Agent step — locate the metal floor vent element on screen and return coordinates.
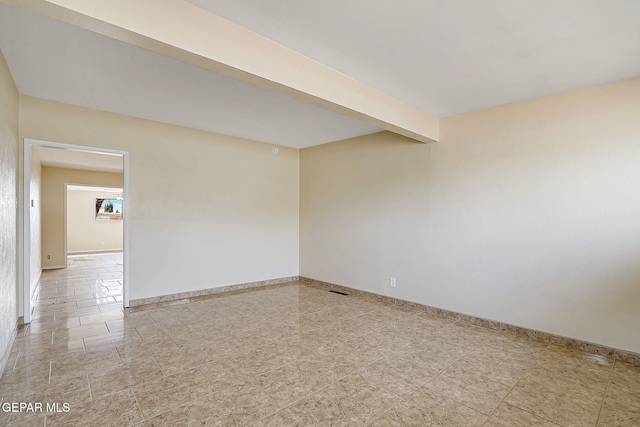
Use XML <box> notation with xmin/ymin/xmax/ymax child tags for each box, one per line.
<box><xmin>329</xmin><ymin>290</ymin><xmax>349</xmax><ymax>296</ymax></box>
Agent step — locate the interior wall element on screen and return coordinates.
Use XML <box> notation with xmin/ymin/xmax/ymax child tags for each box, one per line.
<box><xmin>300</xmin><ymin>77</ymin><xmax>640</xmax><ymax>354</ymax></box>
<box><xmin>0</xmin><ymin>49</ymin><xmax>19</xmax><ymax>368</ymax></box>
<box><xmin>41</xmin><ymin>167</ymin><xmax>124</xmax><ymax>268</ymax></box>
<box><xmin>21</xmin><ymin>97</ymin><xmax>300</xmax><ymax>300</ymax></box>
<box><xmin>29</xmin><ymin>146</ymin><xmax>41</xmax><ymax>297</ymax></box>
<box><xmin>67</xmin><ymin>189</ymin><xmax>124</xmax><ymax>253</ymax></box>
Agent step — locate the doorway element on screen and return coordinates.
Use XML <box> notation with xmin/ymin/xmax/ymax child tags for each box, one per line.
<box><xmin>65</xmin><ymin>184</ymin><xmax>124</xmax><ymax>258</ymax></box>
<box><xmin>22</xmin><ymin>139</ymin><xmax>130</xmax><ymax>324</ymax></box>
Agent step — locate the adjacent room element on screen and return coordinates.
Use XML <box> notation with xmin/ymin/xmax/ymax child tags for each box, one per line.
<box><xmin>66</xmin><ymin>185</ymin><xmax>124</xmax><ymax>256</ymax></box>
<box><xmin>0</xmin><ymin>0</ymin><xmax>639</xmax><ymax>425</ymax></box>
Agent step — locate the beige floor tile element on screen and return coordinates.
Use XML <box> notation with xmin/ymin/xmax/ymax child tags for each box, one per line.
<box><xmin>293</xmin><ymin>327</ymin><xmax>348</xmax><ymax>351</ymax></box>
<box><xmin>2</xmin><ymin>372</ymin><xmax>92</xmax><ymax>407</ymax></box>
<box><xmin>517</xmin><ymin>366</ymin><xmax>609</xmax><ymax>397</ymax></box>
<box><xmin>609</xmin><ymin>360</ymin><xmax>640</xmax><ymax>391</ymax></box>
<box><xmin>123</xmin><ymin>312</ymin><xmax>159</xmax><ymax>328</ymax></box>
<box><xmin>598</xmin><ymin>362</ymin><xmax>640</xmax><ymax>426</ymax></box>
<box><xmin>55</xmin><ymin>292</ymin><xmax>103</xmax><ymax>304</ymax></box>
<box><xmin>432</xmin><ymin>322</ymin><xmax>498</xmax><ymax>350</ymax></box>
<box><xmin>150</xmin><ymin>345</ymin><xmax>212</xmax><ymax>376</ymax></box>
<box><xmin>320</xmin><ymin>300</ymin><xmax>380</xmax><ymax>320</ymax></box>
<box><xmin>104</xmin><ymin>318</ymin><xmax>128</xmax><ymax>332</ymax></box>
<box><xmin>0</xmin><ymin>362</ymin><xmax>51</xmax><ymax>396</ymax></box>
<box><xmin>46</xmin><ymin>388</ymin><xmax>143</xmax><ymax>426</ymax></box>
<box><xmin>355</xmin><ymin>305</ymin><xmax>421</xmax><ymax>324</ymax></box>
<box><xmin>83</xmin><ymin>330</ymin><xmax>142</xmax><ymax>352</ymax></box>
<box><xmin>32</xmin><ymin>301</ymin><xmax>77</xmax><ymax>314</ymax></box>
<box><xmin>0</xmin><ymin>411</ymin><xmax>46</xmax><ymax>427</ymax></box>
<box><xmin>116</xmin><ymin>340</ymin><xmax>180</xmax><ymax>363</ymax></box>
<box><xmin>504</xmin><ymin>372</ymin><xmax>605</xmax><ymax>426</ymax></box>
<box><xmin>12</xmin><ymin>329</ymin><xmax>54</xmax><ymax>347</ymax></box>
<box><xmin>166</xmin><ymin>327</ymin><xmax>226</xmax><ymax>347</ymax></box>
<box><xmin>50</xmin><ymin>333</ymin><xmax>86</xmax><ymax>351</ymax></box>
<box><xmin>398</xmin><ymin>340</ymin><xmax>468</xmax><ymax>373</ymax></box>
<box><xmin>327</xmin><ymin>336</ymin><xmax>388</xmax><ymax>366</ymax></box>
<box><xmin>50</xmin><ymin>350</ymin><xmax>122</xmax><ymax>382</ymax></box>
<box><xmin>254</xmin><ymin>358</ymin><xmax>345</xmax><ymax>408</ymax></box>
<box><xmin>250</xmin><ymin>407</ymin><xmax>308</xmax><ymax>426</ymax></box>
<box><xmin>49</xmin><ymin>311</ymin><xmax>94</xmax><ymax>325</ymax></box>
<box><xmin>598</xmin><ymin>405</ymin><xmax>640</xmax><ymax>427</ymax></box>
<box><xmin>287</xmin><ymin>316</ymin><xmax>340</xmax><ymax>335</ymax></box>
<box><xmin>380</xmin><ymin>312</ymin><xmax>457</xmax><ymax>341</ymax></box>
<box><xmin>28</xmin><ymin>310</ymin><xmax>56</xmax><ymax>323</ymax></box>
<box><xmin>29</xmin><ymin>317</ymin><xmax>80</xmax><ymax>334</ymax></box>
<box><xmin>188</xmin><ymin>380</ymin><xmax>280</xmax><ymax>426</ymax></box>
<box><xmin>135</xmin><ymin>406</ymin><xmax>200</xmax><ymax>427</ymax></box>
<box><xmin>285</xmin><ymin>373</ymin><xmax>401</xmax><ymax>426</ymax></box>
<box><xmin>484</xmin><ymin>402</ymin><xmax>560</xmax><ymax>426</ymax></box>
<box><xmin>371</xmin><ymin>387</ymin><xmax>487</xmax><ymax>426</ymax></box>
<box><xmin>351</xmin><ymin>329</ymin><xmax>413</xmax><ymax>357</ymax></box>
<box><xmin>98</xmin><ymin>301</ymin><xmax>123</xmax><ymax>311</ymax></box>
<box><xmin>76</xmin><ymin>297</ymin><xmax>118</xmax><ymax>308</ymax></box>
<box><xmin>79</xmin><ymin>310</ymin><xmax>125</xmax><ymax>326</ymax></box>
<box><xmin>9</xmin><ymin>337</ymin><xmax>84</xmax><ymax>371</ymax></box>
<box><xmin>253</xmin><ymin>338</ymin><xmax>314</xmax><ymax>366</ymax></box>
<box><xmin>313</xmin><ymin>344</ymin><xmax>369</xmax><ymax>376</ymax></box>
<box><xmin>331</xmin><ymin>316</ymin><xmax>384</xmax><ymax>340</ymax></box>
<box><xmin>443</xmin><ymin>351</ymin><xmax>527</xmax><ymax>388</ymax></box>
<box><xmin>472</xmin><ymin>344</ymin><xmax>539</xmax><ymax>370</ymax></box>
<box><xmin>360</xmin><ymin>350</ymin><xmax>440</xmax><ymax>396</ymax></box>
<box><xmin>2</xmin><ymin>349</ymin><xmax>20</xmax><ymax>372</ymax></box>
<box><xmin>133</xmin><ymin>368</ymin><xmax>212</xmax><ymax>418</ymax></box>
<box><xmin>130</xmin><ymin>325</ymin><xmax>176</xmax><ymax>343</ymax></box>
<box><xmin>424</xmin><ymin>365</ymin><xmax>512</xmax><ymax>415</ymax></box>
<box><xmin>200</xmin><ymin>354</ymin><xmax>262</xmax><ymax>390</ymax></box>
<box><xmin>485</xmin><ymin>331</ymin><xmax>550</xmax><ymax>353</ymax></box>
<box><xmin>530</xmin><ymin>346</ymin><xmax>613</xmax><ymax>383</ymax></box>
<box><xmin>5</xmin><ymin>253</ymin><xmax>639</xmax><ymax>427</ymax></box>
<box><xmin>32</xmin><ymin>296</ymin><xmax>58</xmax><ymax>306</ymax></box>
<box><xmin>89</xmin><ymin>359</ymin><xmax>165</xmax><ymax>399</ymax></box>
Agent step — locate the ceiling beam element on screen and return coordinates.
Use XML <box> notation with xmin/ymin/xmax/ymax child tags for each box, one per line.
<box><xmin>8</xmin><ymin>0</ymin><xmax>439</xmax><ymax>143</ymax></box>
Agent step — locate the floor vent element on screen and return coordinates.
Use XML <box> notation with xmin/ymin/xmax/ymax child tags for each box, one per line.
<box><xmin>329</xmin><ymin>290</ymin><xmax>349</xmax><ymax>296</ymax></box>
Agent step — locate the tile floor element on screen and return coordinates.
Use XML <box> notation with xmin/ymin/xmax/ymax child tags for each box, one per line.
<box><xmin>1</xmin><ymin>253</ymin><xmax>639</xmax><ymax>426</ymax></box>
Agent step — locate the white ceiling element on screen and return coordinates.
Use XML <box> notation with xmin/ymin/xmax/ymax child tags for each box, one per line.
<box><xmin>37</xmin><ymin>146</ymin><xmax>123</xmax><ymax>173</ymax></box>
<box><xmin>2</xmin><ymin>1</ymin><xmax>639</xmax><ymax>149</ymax></box>
<box><xmin>0</xmin><ymin>2</ymin><xmax>380</xmax><ymax>149</ymax></box>
<box><xmin>189</xmin><ymin>0</ymin><xmax>640</xmax><ymax>117</ymax></box>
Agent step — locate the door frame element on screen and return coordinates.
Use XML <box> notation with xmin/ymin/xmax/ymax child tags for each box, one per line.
<box><xmin>23</xmin><ymin>138</ymin><xmax>130</xmax><ymax>324</ymax></box>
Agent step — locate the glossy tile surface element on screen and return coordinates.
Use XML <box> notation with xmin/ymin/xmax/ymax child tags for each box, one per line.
<box><xmin>1</xmin><ymin>253</ymin><xmax>639</xmax><ymax>426</ymax></box>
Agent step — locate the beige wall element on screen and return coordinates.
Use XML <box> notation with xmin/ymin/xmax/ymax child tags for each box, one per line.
<box><xmin>21</xmin><ymin>97</ymin><xmax>300</xmax><ymax>300</ymax></box>
<box><xmin>41</xmin><ymin>170</ymin><xmax>123</xmax><ymax>268</ymax></box>
<box><xmin>0</xmin><ymin>49</ymin><xmax>19</xmax><ymax>369</ymax></box>
<box><xmin>41</xmin><ymin>168</ymin><xmax>124</xmax><ymax>268</ymax></box>
<box><xmin>67</xmin><ymin>189</ymin><xmax>124</xmax><ymax>253</ymax></box>
<box><xmin>300</xmin><ymin>77</ymin><xmax>640</xmax><ymax>354</ymax></box>
<box><xmin>29</xmin><ymin>146</ymin><xmax>41</xmax><ymax>296</ymax></box>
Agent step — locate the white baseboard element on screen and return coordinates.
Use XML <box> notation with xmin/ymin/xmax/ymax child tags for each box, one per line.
<box><xmin>67</xmin><ymin>249</ymin><xmax>123</xmax><ymax>255</ymax></box>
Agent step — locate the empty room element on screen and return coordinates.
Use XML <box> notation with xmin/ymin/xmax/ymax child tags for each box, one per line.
<box><xmin>0</xmin><ymin>0</ymin><xmax>639</xmax><ymax>426</ymax></box>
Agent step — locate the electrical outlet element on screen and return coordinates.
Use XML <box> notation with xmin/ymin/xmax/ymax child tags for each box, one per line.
<box><xmin>47</xmin><ymin>255</ymin><xmax>51</xmax><ymax>260</ymax></box>
<box><xmin>390</xmin><ymin>277</ymin><xmax>396</xmax><ymax>288</ymax></box>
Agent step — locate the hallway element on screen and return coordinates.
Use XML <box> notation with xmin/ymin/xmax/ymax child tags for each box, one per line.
<box><xmin>2</xmin><ymin>253</ymin><xmax>126</xmax><ymax>424</ymax></box>
<box><xmin>31</xmin><ymin>252</ymin><xmax>124</xmax><ymax>328</ymax></box>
